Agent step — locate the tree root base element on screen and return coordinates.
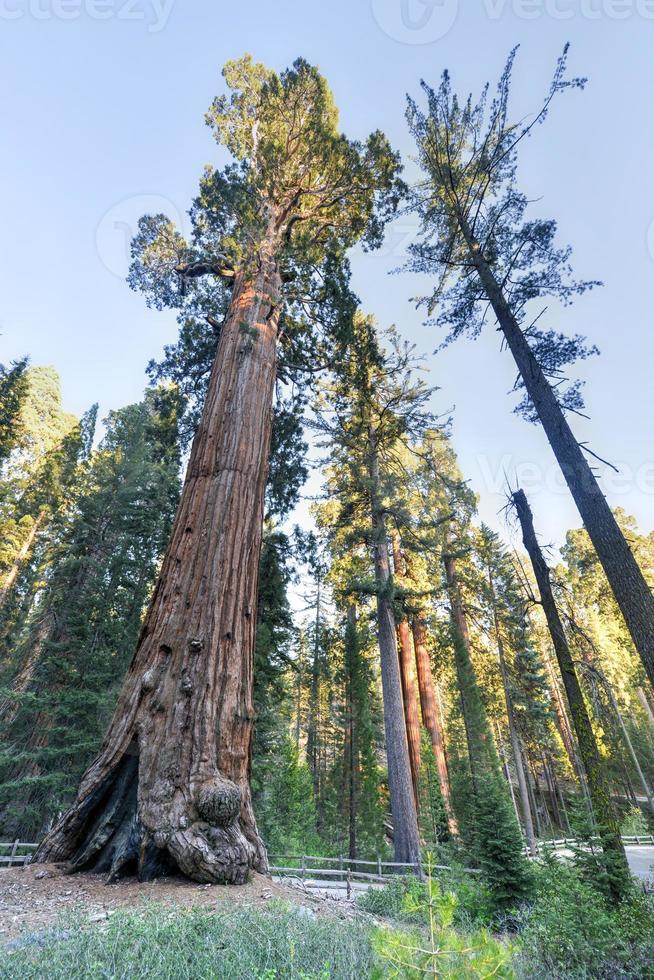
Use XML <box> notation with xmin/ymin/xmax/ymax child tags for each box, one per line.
<box><xmin>34</xmin><ymin>749</ymin><xmax>267</xmax><ymax>886</ymax></box>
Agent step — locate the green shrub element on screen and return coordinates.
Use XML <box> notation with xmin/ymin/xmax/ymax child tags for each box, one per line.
<box><xmin>513</xmin><ymin>860</ymin><xmax>654</xmax><ymax>979</ymax></box>
<box><xmin>435</xmin><ymin>867</ymin><xmax>495</xmax><ymax>930</ymax></box>
<box><xmin>357</xmin><ymin>867</ymin><xmax>494</xmax><ymax>931</ymax></box>
<box><xmin>0</xmin><ymin>901</ymin><xmax>376</xmax><ymax>980</ymax></box>
<box><xmin>370</xmin><ymin>856</ymin><xmax>514</xmax><ymax>978</ymax></box>
<box><xmin>357</xmin><ymin>875</ymin><xmax>428</xmax><ymax>923</ymax></box>
<box><xmin>621</xmin><ymin>805</ymin><xmax>650</xmax><ymax>837</ymax></box>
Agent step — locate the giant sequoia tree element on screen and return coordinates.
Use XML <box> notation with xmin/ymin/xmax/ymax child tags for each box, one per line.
<box><xmin>34</xmin><ymin>56</ymin><xmax>402</xmax><ymax>883</ymax></box>
<box><xmin>314</xmin><ymin>314</ymin><xmax>429</xmax><ymax>866</ymax></box>
<box><xmin>405</xmin><ymin>46</ymin><xmax>654</xmax><ymax>693</ymax></box>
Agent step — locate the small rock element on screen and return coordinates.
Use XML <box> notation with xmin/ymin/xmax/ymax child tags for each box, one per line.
<box><xmin>88</xmin><ymin>911</ymin><xmax>108</xmax><ymax>922</ymax></box>
<box><xmin>296</xmin><ymin>906</ymin><xmax>316</xmax><ymax>921</ymax></box>
<box><xmin>34</xmin><ymin>871</ymin><xmax>49</xmax><ymax>880</ymax></box>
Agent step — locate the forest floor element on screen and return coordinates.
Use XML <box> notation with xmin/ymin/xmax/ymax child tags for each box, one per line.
<box><xmin>0</xmin><ymin>863</ymin><xmax>357</xmax><ymax>945</ymax></box>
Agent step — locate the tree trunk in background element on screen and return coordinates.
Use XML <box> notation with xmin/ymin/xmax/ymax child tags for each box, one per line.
<box><xmin>605</xmin><ymin>684</ymin><xmax>654</xmax><ymax>815</ymax></box>
<box><xmin>443</xmin><ymin>553</ymin><xmax>492</xmax><ymax>789</ymax></box>
<box><xmin>0</xmin><ymin>510</ymin><xmax>45</xmax><ymax>611</ymax></box>
<box><xmin>412</xmin><ymin>609</ymin><xmax>458</xmax><ymax>837</ymax></box>
<box><xmin>367</xmin><ymin>431</ymin><xmax>421</xmax><ymax>869</ymax></box>
<box><xmin>35</xmin><ymin>249</ymin><xmax>281</xmax><ymax>884</ymax></box>
<box><xmin>512</xmin><ymin>488</ymin><xmax>630</xmax><ymax>900</ymax></box>
<box><xmin>541</xmin><ymin>753</ymin><xmax>562</xmax><ymax>829</ymax></box>
<box><xmin>0</xmin><ymin>606</ymin><xmax>54</xmax><ymax>726</ymax></box>
<box><xmin>544</xmin><ymin>649</ymin><xmax>581</xmax><ymax>777</ymax></box>
<box><xmin>638</xmin><ymin>688</ymin><xmax>654</xmax><ymax>730</ymax></box>
<box><xmin>544</xmin><ymin>648</ymin><xmax>594</xmax><ymax>817</ymax></box>
<box><xmin>345</xmin><ymin>604</ymin><xmax>358</xmax><ymax>861</ymax></box>
<box><xmin>391</xmin><ymin>532</ymin><xmax>421</xmax><ymax>807</ymax></box>
<box><xmin>464</xmin><ymin>222</ymin><xmax>654</xmax><ymax>692</ymax></box>
<box><xmin>294</xmin><ymin>637</ymin><xmax>305</xmax><ymax>750</ymax></box>
<box><xmin>306</xmin><ymin>574</ymin><xmax>323</xmax><ymax>828</ymax></box>
<box><xmin>547</xmin><ymin>751</ymin><xmax>571</xmax><ymax>834</ymax></box>
<box><xmin>493</xmin><ymin>619</ymin><xmax>538</xmax><ymax>854</ymax></box>
<box><xmin>495</xmin><ymin>721</ymin><xmax>520</xmax><ymax>827</ymax></box>
<box><xmin>524</xmin><ymin>753</ymin><xmax>543</xmax><ymax>838</ymax></box>
<box><xmin>486</xmin><ymin>562</ymin><xmax>537</xmax><ymax>854</ymax></box>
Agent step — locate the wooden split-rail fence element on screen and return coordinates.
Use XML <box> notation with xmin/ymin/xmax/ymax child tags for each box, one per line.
<box><xmin>0</xmin><ymin>840</ymin><xmax>37</xmax><ymax>866</ymax></box>
<box><xmin>521</xmin><ymin>834</ymin><xmax>654</xmax><ymax>856</ymax></box>
<box><xmin>0</xmin><ymin>843</ymin><xmax>469</xmax><ymax>898</ymax></box>
<box><xmin>268</xmin><ymin>853</ymin><xmax>436</xmax><ymax>899</ymax></box>
<box><xmin>3</xmin><ymin>836</ymin><xmax>653</xmax><ymax>899</ymax></box>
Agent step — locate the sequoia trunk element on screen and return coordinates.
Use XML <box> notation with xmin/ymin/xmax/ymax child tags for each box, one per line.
<box><xmin>391</xmin><ymin>532</ymin><xmax>422</xmax><ymax>807</ymax></box>
<box><xmin>512</xmin><ymin>488</ymin><xmax>630</xmax><ymax>900</ymax></box>
<box><xmin>367</xmin><ymin>431</ymin><xmax>421</xmax><ymax>868</ymax></box>
<box><xmin>412</xmin><ymin>609</ymin><xmax>458</xmax><ymax>837</ymax></box>
<box><xmin>34</xmin><ymin>250</ymin><xmax>281</xmax><ymax>884</ymax></box>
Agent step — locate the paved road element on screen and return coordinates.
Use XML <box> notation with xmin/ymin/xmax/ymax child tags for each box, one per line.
<box><xmin>275</xmin><ymin>846</ymin><xmax>654</xmax><ymax>897</ymax></box>
<box><xmin>626</xmin><ymin>846</ymin><xmax>654</xmax><ymax>881</ymax></box>
<box><xmin>548</xmin><ymin>845</ymin><xmax>654</xmax><ymax>882</ymax></box>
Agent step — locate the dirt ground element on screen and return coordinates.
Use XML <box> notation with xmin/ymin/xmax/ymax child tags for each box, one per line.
<box><xmin>0</xmin><ymin>863</ymin><xmax>354</xmax><ymax>943</ymax></box>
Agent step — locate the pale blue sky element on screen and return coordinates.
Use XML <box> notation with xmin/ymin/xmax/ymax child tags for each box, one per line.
<box><xmin>1</xmin><ymin>0</ymin><xmax>653</xmax><ymax>550</ymax></box>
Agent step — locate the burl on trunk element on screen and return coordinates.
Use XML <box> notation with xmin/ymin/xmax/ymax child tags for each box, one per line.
<box><xmin>35</xmin><ymin>255</ymin><xmax>281</xmax><ymax>884</ymax></box>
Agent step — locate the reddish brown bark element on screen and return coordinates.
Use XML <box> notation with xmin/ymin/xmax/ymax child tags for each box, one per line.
<box><xmin>34</xmin><ymin>250</ymin><xmax>281</xmax><ymax>884</ymax></box>
<box><xmin>391</xmin><ymin>532</ymin><xmax>421</xmax><ymax>807</ymax></box>
<box><xmin>367</xmin><ymin>433</ymin><xmax>421</xmax><ymax>868</ymax></box>
<box><xmin>412</xmin><ymin>609</ymin><xmax>458</xmax><ymax>837</ymax></box>
<box><xmin>397</xmin><ymin>618</ymin><xmax>421</xmax><ymax>804</ymax></box>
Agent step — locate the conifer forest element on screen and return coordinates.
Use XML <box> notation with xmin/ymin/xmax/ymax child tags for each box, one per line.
<box><xmin>2</xmin><ymin>15</ymin><xmax>654</xmax><ymax>979</ymax></box>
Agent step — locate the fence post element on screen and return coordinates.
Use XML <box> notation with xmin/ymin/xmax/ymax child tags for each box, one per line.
<box><xmin>301</xmin><ymin>855</ymin><xmax>306</xmax><ymax>879</ymax></box>
<box><xmin>346</xmin><ymin>867</ymin><xmax>351</xmax><ymax>900</ymax></box>
<box><xmin>10</xmin><ymin>840</ymin><xmax>19</xmax><ymax>865</ymax></box>
<box><xmin>339</xmin><ymin>854</ymin><xmax>343</xmax><ymax>883</ymax></box>
<box><xmin>377</xmin><ymin>853</ymin><xmax>382</xmax><ymax>878</ymax></box>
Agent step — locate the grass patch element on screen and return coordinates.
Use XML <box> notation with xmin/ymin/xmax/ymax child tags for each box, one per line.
<box><xmin>0</xmin><ymin>901</ymin><xmax>376</xmax><ymax>980</ymax></box>
<box><xmin>4</xmin><ymin>860</ymin><xmax>653</xmax><ymax>978</ymax></box>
